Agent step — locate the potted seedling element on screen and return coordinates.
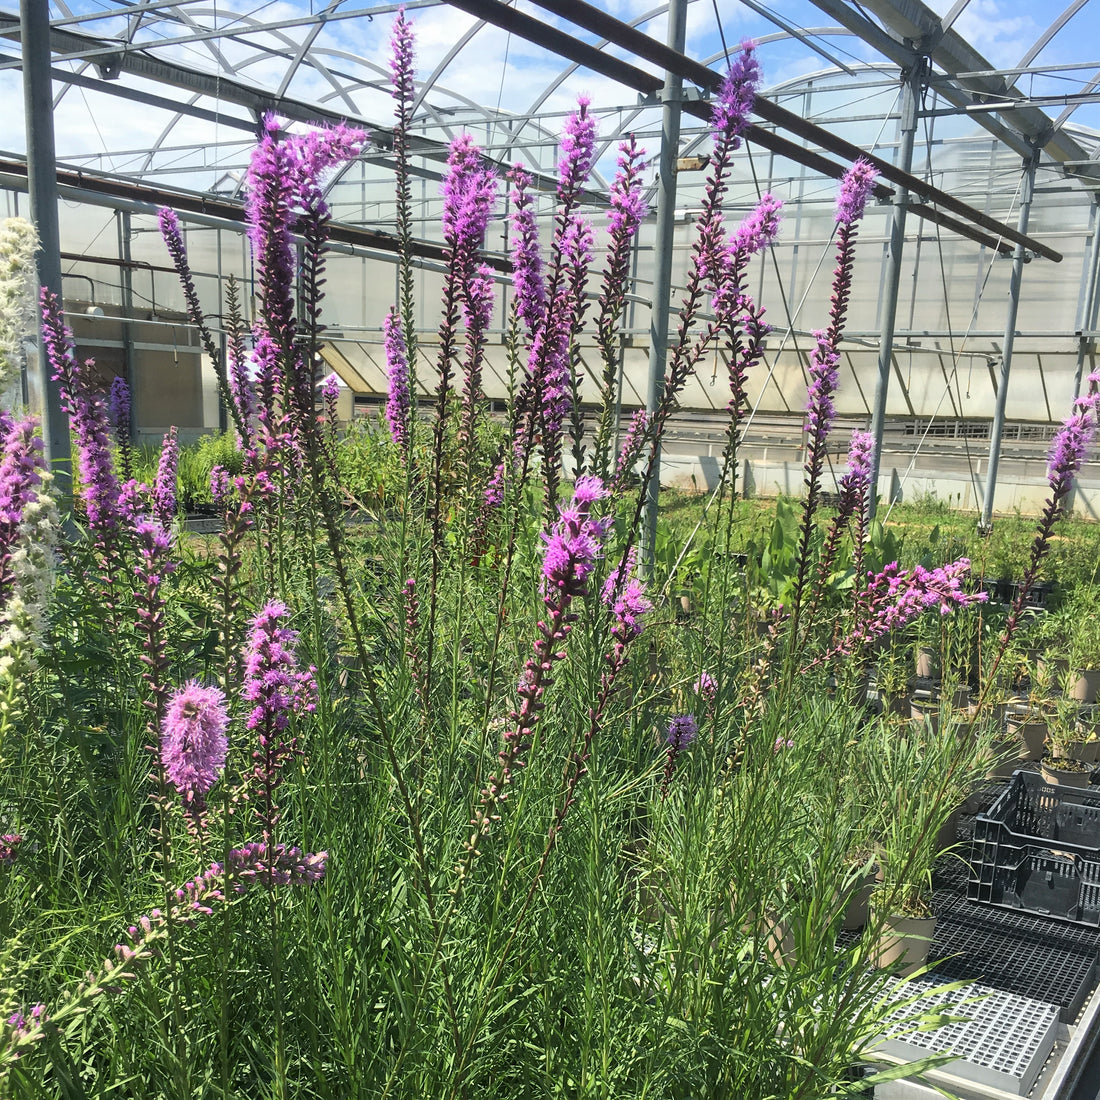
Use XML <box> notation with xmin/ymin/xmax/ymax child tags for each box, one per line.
<box><xmin>1042</xmin><ymin>694</ymin><xmax>1098</xmax><ymax>785</ymax></box>
<box><xmin>862</xmin><ymin>715</ymin><xmax>998</xmax><ymax>976</ymax></box>
<box><xmin>1066</xmin><ymin>585</ymin><xmax>1100</xmax><ymax>704</ymax></box>
<box><xmin>874</xmin><ymin>642</ymin><xmax>910</xmax><ymax>718</ymax></box>
<box><xmin>1005</xmin><ymin>657</ymin><xmax>1054</xmax><ymax>762</ymax></box>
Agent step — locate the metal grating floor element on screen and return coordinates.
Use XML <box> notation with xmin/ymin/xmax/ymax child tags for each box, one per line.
<box><xmin>875</xmin><ymin>977</ymin><xmax>1060</xmax><ymax>1095</ymax></box>
<box><xmin>932</xmin><ymin>835</ymin><xmax>1100</xmax><ymax>1020</ymax></box>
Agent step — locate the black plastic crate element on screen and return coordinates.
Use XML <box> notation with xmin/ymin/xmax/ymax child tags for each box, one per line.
<box><xmin>968</xmin><ymin>770</ymin><xmax>1100</xmax><ymax>926</ymax></box>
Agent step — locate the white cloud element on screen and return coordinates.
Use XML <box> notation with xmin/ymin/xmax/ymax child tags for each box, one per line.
<box><xmin>950</xmin><ymin>0</ymin><xmax>1039</xmax><ymax>69</ymax></box>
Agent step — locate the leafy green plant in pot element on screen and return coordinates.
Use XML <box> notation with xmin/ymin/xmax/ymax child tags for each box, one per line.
<box><xmin>874</xmin><ymin>639</ymin><xmax>910</xmax><ymax>718</ymax></box>
<box><xmin>860</xmin><ymin>715</ymin><xmax>999</xmax><ymax>976</ymax></box>
<box><xmin>1005</xmin><ymin>656</ymin><xmax>1054</xmax><ymax>762</ymax></box>
<box><xmin>1042</xmin><ymin>695</ymin><xmax>1097</xmax><ymax>784</ymax></box>
<box><xmin>1066</xmin><ymin>584</ymin><xmax>1100</xmax><ymax>703</ymax></box>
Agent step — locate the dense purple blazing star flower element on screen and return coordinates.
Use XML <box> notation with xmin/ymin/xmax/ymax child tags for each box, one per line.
<box><xmin>711</xmin><ymin>195</ymin><xmax>782</xmax><ymax>323</ymax></box>
<box><xmin>153</xmin><ymin>427</ymin><xmax>178</xmax><ymax>527</ymax></box>
<box><xmin>661</xmin><ymin>713</ymin><xmax>699</xmax><ymax>799</ymax></box>
<box><xmin>805</xmin><ymin>331</ymin><xmax>841</xmax><ymax>444</ymax></box>
<box><xmin>561</xmin><ymin>216</ymin><xmax>594</xmax><ymax>278</ymax></box>
<box><xmin>491</xmin><ymin>478</ymin><xmax>611</xmax><ymax>800</ymax></box>
<box><xmin>839</xmin><ymin>430</ymin><xmax>875</xmax><ymax>501</ymax></box>
<box><xmin>484</xmin><ymin>461</ymin><xmax>505</xmax><ymax>507</ymax></box>
<box><xmin>788</xmin><ymin>159</ymin><xmax>879</xmax><ymax>640</ymax></box>
<box><xmin>607</xmin><ymin>138</ymin><xmax>648</xmax><ymax>237</ymax></box>
<box><xmin>243</xmin><ymin>601</ymin><xmax>317</xmax><ymax>735</ymax></box>
<box><xmin>612</xmin><ymin>409</ymin><xmax>649</xmax><ymax>491</ymax></box>
<box><xmin>508</xmin><ymin>164</ymin><xmax>546</xmax><ymax>336</ymax></box>
<box><xmin>243</xmin><ymin>600</ymin><xmax>317</xmax><ymax>836</ymax></box>
<box><xmin>243</xmin><ymin>116</ymin><xmax>364</xmax><ymax>443</ymax></box>
<box><xmin>830</xmin><ymin>557</ymin><xmax>986</xmax><ymax>659</ymax></box>
<box><xmin>552</xmin><ymin>538</ymin><xmax>650</xmax><ymax>843</ymax></box>
<box><xmin>210</xmin><ymin>466</ymin><xmax>231</xmax><ymax>505</ymax></box>
<box><xmin>666</xmin><ymin>714</ymin><xmax>699</xmax><ymax>751</ymax></box>
<box><xmin>383</xmin><ymin>308</ymin><xmax>411</xmax><ymax>455</ymax></box>
<box><xmin>0</xmin><ymin>416</ymin><xmax>44</xmax><ymax>532</ymax></box>
<box><xmin>227</xmin><ymin>334</ymin><xmax>254</xmax><ymax>433</ymax></box>
<box><xmin>160</xmin><ymin>680</ymin><xmax>229</xmax><ymax>803</ymax></box>
<box><xmin>640</xmin><ymin>44</ymin><xmax>761</xmax><ymax>464</ymax></box>
<box><xmin>733</xmin><ymin>192</ymin><xmax>783</xmax><ymax>256</ymax></box>
<box><xmin>441</xmin><ymin>134</ymin><xmax>497</xmax><ymax>257</ymax></box>
<box><xmin>808</xmin><ymin>428</ymin><xmax>877</xmax><ymax>602</ymax></box>
<box><xmin>836</xmin><ymin>158</ymin><xmax>878</xmax><ymax>226</ymax></box>
<box><xmin>694</xmin><ymin>672</ymin><xmax>717</xmax><ymax>703</ymax></box>
<box><xmin>220</xmin><ymin>841</ymin><xmax>328</xmax><ymax>889</ymax></box>
<box><xmin>541</xmin><ymin>491</ymin><xmax>611</xmax><ymax>590</ymax></box>
<box><xmin>558</xmin><ymin>96</ymin><xmax>596</xmax><ymax>203</ymax></box>
<box><xmin>711</xmin><ymin>43</ymin><xmax>759</xmax><ymax>141</ymax></box>
<box><xmin>462</xmin><ymin>264</ymin><xmax>495</xmax><ymax>332</ymax></box>
<box><xmin>1046</xmin><ymin>410</ymin><xmax>1095</xmax><ymax>497</ymax></box>
<box><xmin>40</xmin><ymin>290</ymin><xmax>122</xmax><ymax>534</ymax></box>
<box><xmin>389</xmin><ymin>6</ymin><xmax>415</xmax><ymax>115</ymax></box>
<box><xmin>601</xmin><ymin>549</ymin><xmax>652</xmax><ymax>642</ymax></box>
<box><xmin>108</xmin><ymin>376</ymin><xmax>130</xmax><ymax>440</ymax></box>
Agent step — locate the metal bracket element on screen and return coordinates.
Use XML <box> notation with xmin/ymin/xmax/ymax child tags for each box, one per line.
<box><xmin>637</xmin><ymin>85</ymin><xmax>705</xmax><ymax>107</ymax></box>
<box><xmin>96</xmin><ymin>53</ymin><xmax>122</xmax><ymax>81</ymax></box>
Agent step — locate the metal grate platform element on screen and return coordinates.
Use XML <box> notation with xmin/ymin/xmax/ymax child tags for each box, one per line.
<box><xmin>932</xmin><ymin>841</ymin><xmax>1100</xmax><ymax>1020</ymax></box>
<box><xmin>875</xmin><ymin>977</ymin><xmax>1060</xmax><ymax>1095</ymax></box>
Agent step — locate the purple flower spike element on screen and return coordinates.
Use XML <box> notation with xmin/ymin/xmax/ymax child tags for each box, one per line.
<box><xmin>694</xmin><ymin>672</ymin><xmax>717</xmax><ymax>702</ymax></box>
<box><xmin>1046</xmin><ymin>410</ymin><xmax>1095</xmax><ymax>497</ymax></box>
<box><xmin>243</xmin><ymin>600</ymin><xmax>317</xmax><ymax>836</ymax></box>
<box><xmin>733</xmin><ymin>192</ymin><xmax>783</xmax><ymax>256</ymax></box>
<box><xmin>836</xmin><ymin>158</ymin><xmax>878</xmax><ymax>226</ymax></box>
<box><xmin>441</xmin><ymin>134</ymin><xmax>497</xmax><ymax>255</ymax></box>
<box><xmin>829</xmin><ymin>557</ymin><xmax>986</xmax><ymax>659</ymax></box>
<box><xmin>243</xmin><ymin>601</ymin><xmax>317</xmax><ymax>735</ymax></box>
<box><xmin>666</xmin><ymin>714</ymin><xmax>699</xmax><ymax>751</ymax></box>
<box><xmin>805</xmin><ymin>331</ymin><xmax>841</xmax><ymax>444</ymax></box>
<box><xmin>40</xmin><ymin>290</ymin><xmax>122</xmax><ymax>535</ymax></box>
<box><xmin>389</xmin><ymin>7</ymin><xmax>415</xmax><ymax>113</ymax></box>
<box><xmin>0</xmin><ymin>416</ymin><xmax>44</xmax><ymax>533</ymax></box>
<box><xmin>108</xmin><ymin>376</ymin><xmax>130</xmax><ymax>440</ymax></box>
<box><xmin>508</xmin><ymin>165</ymin><xmax>546</xmax><ymax>336</ymax></box>
<box><xmin>488</xmin><ymin>477</ymin><xmax>611</xmax><ymax>810</ymax></box>
<box><xmin>153</xmin><ymin>426</ymin><xmax>178</xmax><ymax>527</ymax></box>
<box><xmin>661</xmin><ymin>713</ymin><xmax>698</xmax><ymax>798</ymax></box>
<box><xmin>839</xmin><ymin>429</ymin><xmax>875</xmax><ymax>501</ymax></box>
<box><xmin>788</xmin><ymin>159</ymin><xmax>878</xmax><ymax>638</ymax></box>
<box><xmin>384</xmin><ymin>308</ymin><xmax>412</xmax><ymax>456</ymax></box>
<box><xmin>161</xmin><ymin>680</ymin><xmax>229</xmax><ymax>803</ymax></box>
<box><xmin>601</xmin><ymin>549</ymin><xmax>652</xmax><ymax>642</ymax></box>
<box><xmin>558</xmin><ymin>96</ymin><xmax>596</xmax><ymax>202</ymax></box>
<box><xmin>608</xmin><ymin>139</ymin><xmax>648</xmax><ymax>238</ymax></box>
<box><xmin>612</xmin><ymin>410</ymin><xmax>649</xmax><ymax>491</ymax></box>
<box><xmin>711</xmin><ymin>43</ymin><xmax>760</xmax><ymax>144</ymax></box>
<box><xmin>210</xmin><ymin>466</ymin><xmax>231</xmax><ymax>505</ymax></box>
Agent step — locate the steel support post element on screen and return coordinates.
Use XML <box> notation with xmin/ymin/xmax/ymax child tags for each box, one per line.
<box><xmin>642</xmin><ymin>0</ymin><xmax>687</xmax><ymax>578</ymax></box>
<box><xmin>1073</xmin><ymin>197</ymin><xmax>1100</xmax><ymax>401</ymax></box>
<box><xmin>19</xmin><ymin>0</ymin><xmax>70</xmax><ymax>478</ymax></box>
<box><xmin>979</xmin><ymin>151</ymin><xmax>1039</xmax><ymax>533</ymax></box>
<box><xmin>868</xmin><ymin>58</ymin><xmax>924</xmax><ymax>520</ymax></box>
<box><xmin>117</xmin><ymin>210</ymin><xmax>137</xmax><ymax>441</ymax></box>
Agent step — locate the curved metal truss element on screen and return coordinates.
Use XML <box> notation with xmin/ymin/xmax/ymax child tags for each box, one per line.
<box><xmin>6</xmin><ymin>0</ymin><xmax>1100</xmax><ymax>520</ymax></box>
<box><xmin>4</xmin><ymin>0</ymin><xmax>1100</xmax><ymax>198</ymax></box>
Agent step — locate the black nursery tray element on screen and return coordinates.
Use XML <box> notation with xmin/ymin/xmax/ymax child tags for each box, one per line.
<box><xmin>968</xmin><ymin>770</ymin><xmax>1100</xmax><ymax>927</ymax></box>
